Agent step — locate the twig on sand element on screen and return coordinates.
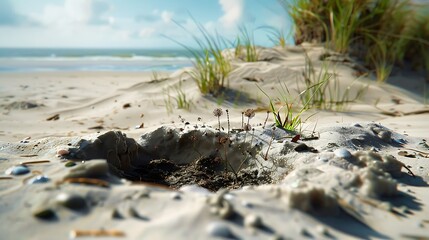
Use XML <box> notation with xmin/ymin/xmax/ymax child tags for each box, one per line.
<box><xmin>19</xmin><ymin>154</ymin><xmax>38</xmax><ymax>157</ymax></box>
<box><xmin>400</xmin><ymin>234</ymin><xmax>429</xmax><ymax>240</ymax></box>
<box><xmin>20</xmin><ymin>160</ymin><xmax>50</xmax><ymax>165</ymax></box>
<box><xmin>58</xmin><ymin>178</ymin><xmax>110</xmax><ymax>188</ymax></box>
<box><xmin>377</xmin><ymin>107</ymin><xmax>429</xmax><ymax>117</ymax></box>
<box><xmin>403</xmin><ymin>148</ymin><xmax>429</xmax><ymax>158</ymax></box>
<box><xmin>70</xmin><ymin>229</ymin><xmax>125</xmax><ymax>238</ymax></box>
<box><xmin>46</xmin><ymin>114</ymin><xmax>60</xmax><ymax>121</ymax></box>
<box><xmin>402</xmin><ymin>164</ymin><xmax>415</xmax><ymax>178</ymax></box>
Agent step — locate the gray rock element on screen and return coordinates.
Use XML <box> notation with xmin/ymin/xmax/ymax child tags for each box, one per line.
<box><xmin>32</xmin><ymin>207</ymin><xmax>56</xmax><ymax>220</ymax></box>
<box><xmin>28</xmin><ymin>175</ymin><xmax>50</xmax><ymax>184</ymax></box>
<box><xmin>334</xmin><ymin>148</ymin><xmax>352</xmax><ymax>159</ymax></box>
<box><xmin>56</xmin><ymin>193</ymin><xmax>87</xmax><ymax>210</ymax></box>
<box><xmin>5</xmin><ymin>165</ymin><xmax>30</xmax><ymax>175</ymax></box>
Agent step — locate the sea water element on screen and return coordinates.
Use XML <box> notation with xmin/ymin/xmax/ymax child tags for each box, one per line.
<box><xmin>0</xmin><ymin>48</ymin><xmax>194</xmax><ymax>72</ymax></box>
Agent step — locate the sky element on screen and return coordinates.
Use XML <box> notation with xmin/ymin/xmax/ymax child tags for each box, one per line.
<box><xmin>0</xmin><ymin>0</ymin><xmax>292</xmax><ymax>49</ymax></box>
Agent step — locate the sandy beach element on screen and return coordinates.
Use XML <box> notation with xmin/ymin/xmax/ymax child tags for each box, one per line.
<box><xmin>0</xmin><ymin>44</ymin><xmax>429</xmax><ymax>239</ymax></box>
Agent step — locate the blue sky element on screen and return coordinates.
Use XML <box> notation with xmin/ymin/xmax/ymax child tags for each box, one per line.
<box><xmin>0</xmin><ymin>0</ymin><xmax>292</xmax><ymax>49</ymax></box>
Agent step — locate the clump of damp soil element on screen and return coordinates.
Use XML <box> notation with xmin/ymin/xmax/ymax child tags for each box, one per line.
<box><xmin>115</xmin><ymin>156</ymin><xmax>272</xmax><ymax>192</ymax></box>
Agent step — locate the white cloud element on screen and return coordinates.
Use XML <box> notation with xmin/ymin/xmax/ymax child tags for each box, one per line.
<box><xmin>161</xmin><ymin>10</ymin><xmax>173</xmax><ymax>23</ymax></box>
<box><xmin>39</xmin><ymin>0</ymin><xmax>111</xmax><ymax>27</ymax></box>
<box><xmin>218</xmin><ymin>0</ymin><xmax>243</xmax><ymax>28</ymax></box>
<box><xmin>64</xmin><ymin>0</ymin><xmax>92</xmax><ymax>23</ymax></box>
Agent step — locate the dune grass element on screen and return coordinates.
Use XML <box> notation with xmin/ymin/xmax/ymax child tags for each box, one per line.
<box><xmin>171</xmin><ymin>21</ymin><xmax>232</xmax><ymax>97</ymax></box>
<box><xmin>164</xmin><ymin>80</ymin><xmax>192</xmax><ymax>113</ymax></box>
<box><xmin>235</xmin><ymin>27</ymin><xmax>259</xmax><ymax>62</ymax></box>
<box><xmin>283</xmin><ymin>0</ymin><xmax>429</xmax><ymax>82</ymax></box>
<box><xmin>299</xmin><ymin>53</ymin><xmax>366</xmax><ymax>111</ymax></box>
<box><xmin>257</xmin><ymin>51</ymin><xmax>367</xmax><ymax>131</ymax></box>
<box><xmin>258</xmin><ymin>83</ymin><xmax>309</xmax><ymax>132</ymax></box>
<box><xmin>265</xmin><ymin>27</ymin><xmax>288</xmax><ymax>48</ymax></box>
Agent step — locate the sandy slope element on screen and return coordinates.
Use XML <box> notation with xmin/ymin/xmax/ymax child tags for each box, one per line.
<box><xmin>0</xmin><ymin>45</ymin><xmax>429</xmax><ymax>239</ymax></box>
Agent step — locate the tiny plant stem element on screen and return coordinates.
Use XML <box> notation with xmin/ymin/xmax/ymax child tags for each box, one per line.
<box><xmin>237</xmin><ymin>155</ymin><xmax>249</xmax><ymax>173</ymax></box>
<box><xmin>263</xmin><ymin>111</ymin><xmax>269</xmax><ymax>128</ymax></box>
<box><xmin>244</xmin><ymin>117</ymin><xmax>251</xmax><ymax>142</ymax></box>
<box><xmin>226</xmin><ymin>109</ymin><xmax>230</xmax><ymax>137</ymax></box>
<box><xmin>264</xmin><ymin>127</ymin><xmax>275</xmax><ymax>160</ymax></box>
<box><xmin>217</xmin><ymin>117</ymin><xmax>221</xmax><ymax>132</ymax></box>
<box><xmin>223</xmin><ymin>144</ymin><xmax>228</xmax><ymax>173</ymax></box>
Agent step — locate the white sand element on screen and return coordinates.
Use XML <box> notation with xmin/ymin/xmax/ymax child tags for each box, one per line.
<box><xmin>0</xmin><ymin>45</ymin><xmax>429</xmax><ymax>239</ymax></box>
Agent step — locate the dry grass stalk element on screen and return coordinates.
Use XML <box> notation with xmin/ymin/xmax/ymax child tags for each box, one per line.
<box><xmin>20</xmin><ymin>160</ymin><xmax>50</xmax><ymax>165</ymax></box>
<box><xmin>0</xmin><ymin>177</ymin><xmax>13</xmax><ymax>180</ymax></box>
<box><xmin>19</xmin><ymin>154</ymin><xmax>38</xmax><ymax>157</ymax></box>
<box><xmin>59</xmin><ymin>178</ymin><xmax>110</xmax><ymax>188</ymax></box>
<box><xmin>70</xmin><ymin>229</ymin><xmax>125</xmax><ymax>238</ymax></box>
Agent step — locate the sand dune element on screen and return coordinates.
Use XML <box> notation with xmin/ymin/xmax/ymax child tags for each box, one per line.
<box><xmin>0</xmin><ymin>45</ymin><xmax>428</xmax><ymax>239</ymax></box>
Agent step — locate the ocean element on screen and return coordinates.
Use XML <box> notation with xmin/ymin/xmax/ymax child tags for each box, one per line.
<box><xmin>0</xmin><ymin>48</ymin><xmax>194</xmax><ymax>72</ymax></box>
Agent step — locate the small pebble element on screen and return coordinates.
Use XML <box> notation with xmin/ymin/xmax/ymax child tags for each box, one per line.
<box><xmin>244</xmin><ymin>214</ymin><xmax>263</xmax><ymax>228</ymax></box>
<box><xmin>56</xmin><ymin>193</ymin><xmax>87</xmax><ymax>210</ymax></box>
<box><xmin>111</xmin><ymin>208</ymin><xmax>123</xmax><ymax>219</ymax></box>
<box><xmin>334</xmin><ymin>148</ymin><xmax>352</xmax><ymax>159</ymax></box>
<box><xmin>28</xmin><ymin>175</ymin><xmax>50</xmax><ymax>184</ymax></box>
<box><xmin>57</xmin><ymin>149</ymin><xmax>69</xmax><ymax>156</ymax></box>
<box><xmin>5</xmin><ymin>165</ymin><xmax>30</xmax><ymax>175</ymax></box>
<box><xmin>294</xmin><ymin>143</ymin><xmax>317</xmax><ymax>153</ymax></box>
<box><xmin>295</xmin><ymin>143</ymin><xmax>309</xmax><ymax>152</ymax></box>
<box><xmin>353</xmin><ymin>123</ymin><xmax>362</xmax><ymax>128</ymax></box>
<box><xmin>171</xmin><ymin>192</ymin><xmax>181</xmax><ymax>200</ymax></box>
<box><xmin>33</xmin><ymin>207</ymin><xmax>56</xmax><ymax>220</ymax></box>
<box><xmin>206</xmin><ymin>222</ymin><xmax>233</xmax><ymax>238</ymax></box>
<box><xmin>65</xmin><ymin>161</ymin><xmax>76</xmax><ymax>167</ymax></box>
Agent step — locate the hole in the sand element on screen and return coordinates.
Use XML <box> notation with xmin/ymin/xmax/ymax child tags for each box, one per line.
<box><xmin>118</xmin><ymin>156</ymin><xmax>273</xmax><ymax>192</ymax></box>
<box><xmin>69</xmin><ymin>127</ymin><xmax>278</xmax><ymax>192</ymax></box>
